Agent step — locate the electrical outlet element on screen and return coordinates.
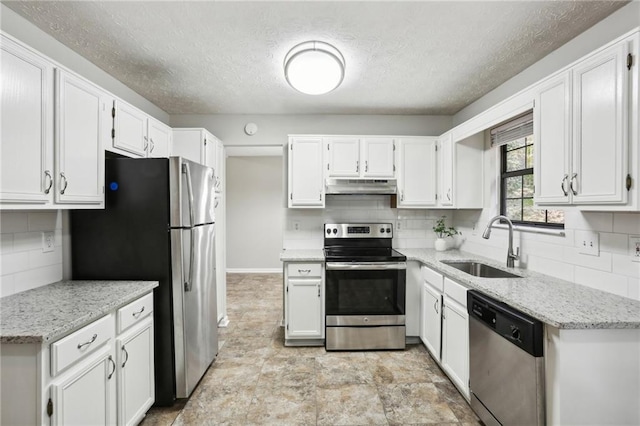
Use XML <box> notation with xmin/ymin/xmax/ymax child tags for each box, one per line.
<box><xmin>292</xmin><ymin>221</ymin><xmax>300</xmax><ymax>231</ymax></box>
<box><xmin>576</xmin><ymin>231</ymin><xmax>599</xmax><ymax>256</ymax></box>
<box><xmin>42</xmin><ymin>232</ymin><xmax>55</xmax><ymax>253</ymax></box>
<box><xmin>396</xmin><ymin>221</ymin><xmax>402</xmax><ymax>230</ymax></box>
<box><xmin>629</xmin><ymin>236</ymin><xmax>640</xmax><ymax>262</ymax></box>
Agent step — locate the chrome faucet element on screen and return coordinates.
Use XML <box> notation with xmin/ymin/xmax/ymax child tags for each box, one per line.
<box><xmin>482</xmin><ymin>215</ymin><xmax>520</xmax><ymax>268</ymax></box>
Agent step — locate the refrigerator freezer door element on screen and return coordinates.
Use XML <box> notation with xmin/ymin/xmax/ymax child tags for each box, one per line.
<box><xmin>169</xmin><ymin>157</ymin><xmax>215</xmax><ymax>228</ymax></box>
<box><xmin>171</xmin><ymin>224</ymin><xmax>218</xmax><ymax>399</ymax></box>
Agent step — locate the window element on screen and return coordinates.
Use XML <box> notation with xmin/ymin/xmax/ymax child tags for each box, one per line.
<box><xmin>494</xmin><ymin>114</ymin><xmax>564</xmax><ymax>228</ymax></box>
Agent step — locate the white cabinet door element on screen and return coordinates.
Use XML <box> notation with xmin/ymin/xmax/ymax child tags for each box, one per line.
<box><xmin>288</xmin><ymin>137</ymin><xmax>324</xmax><ymax>207</ymax></box>
<box><xmin>362</xmin><ymin>137</ymin><xmax>395</xmax><ymax>178</ymax></box>
<box><xmin>214</xmin><ymin>139</ymin><xmax>224</xmax><ymax>192</ymax></box>
<box><xmin>54</xmin><ymin>70</ymin><xmax>104</xmax><ymax>204</ymax></box>
<box><xmin>441</xmin><ymin>297</ymin><xmax>469</xmax><ymax>399</ymax></box>
<box><xmin>204</xmin><ymin>132</ymin><xmax>217</xmax><ymax>168</ymax></box>
<box><xmin>117</xmin><ymin>320</ymin><xmax>154</xmax><ymax>426</ymax></box>
<box><xmin>572</xmin><ymin>41</ymin><xmax>629</xmax><ymax>205</ymax></box>
<box><xmin>286</xmin><ymin>277</ymin><xmax>323</xmax><ymax>338</ymax></box>
<box><xmin>147</xmin><ymin>117</ymin><xmax>171</xmax><ymax>158</ymax></box>
<box><xmin>534</xmin><ymin>72</ymin><xmax>572</xmax><ymax>205</ymax></box>
<box><xmin>113</xmin><ymin>101</ymin><xmax>148</xmax><ymax>157</ymax></box>
<box><xmin>172</xmin><ymin>129</ymin><xmax>204</xmax><ymax>164</ymax></box>
<box><xmin>51</xmin><ymin>349</ymin><xmax>116</xmax><ymax>426</ymax></box>
<box><xmin>0</xmin><ymin>35</ymin><xmax>54</xmax><ymax>205</ymax></box>
<box><xmin>438</xmin><ymin>133</ymin><xmax>454</xmax><ymax>207</ymax></box>
<box><xmin>328</xmin><ymin>137</ymin><xmax>360</xmax><ymax>177</ymax></box>
<box><xmin>420</xmin><ymin>282</ymin><xmax>442</xmax><ymax>361</ymax></box>
<box><xmin>398</xmin><ymin>138</ymin><xmax>437</xmax><ymax>207</ymax></box>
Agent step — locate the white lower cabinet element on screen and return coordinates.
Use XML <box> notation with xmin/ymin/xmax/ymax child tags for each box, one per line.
<box><xmin>284</xmin><ymin>262</ymin><xmax>325</xmax><ymax>343</ymax></box>
<box><xmin>420</xmin><ymin>265</ymin><xmax>444</xmax><ymax>360</ymax></box>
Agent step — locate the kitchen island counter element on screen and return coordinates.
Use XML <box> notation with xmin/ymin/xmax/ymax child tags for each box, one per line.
<box><xmin>399</xmin><ymin>248</ymin><xmax>640</xmax><ymax>330</ymax></box>
<box><xmin>0</xmin><ymin>280</ymin><xmax>158</xmax><ymax>344</ymax></box>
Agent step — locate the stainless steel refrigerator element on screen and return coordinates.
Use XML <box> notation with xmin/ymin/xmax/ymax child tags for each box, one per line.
<box><xmin>71</xmin><ymin>157</ymin><xmax>218</xmax><ymax>405</ymax></box>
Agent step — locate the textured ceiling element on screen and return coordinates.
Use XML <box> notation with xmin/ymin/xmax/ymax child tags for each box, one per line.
<box><xmin>3</xmin><ymin>1</ymin><xmax>628</xmax><ymax>115</ymax></box>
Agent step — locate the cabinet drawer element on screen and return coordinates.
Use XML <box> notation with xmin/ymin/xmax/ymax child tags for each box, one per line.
<box><xmin>287</xmin><ymin>263</ymin><xmax>322</xmax><ymax>277</ymax></box>
<box><xmin>422</xmin><ymin>265</ymin><xmax>444</xmax><ymax>292</ymax></box>
<box><xmin>444</xmin><ymin>277</ymin><xmax>467</xmax><ymax>308</ymax></box>
<box><xmin>51</xmin><ymin>314</ymin><xmax>113</xmax><ymax>376</ymax></box>
<box><xmin>117</xmin><ymin>292</ymin><xmax>154</xmax><ymax>334</ymax></box>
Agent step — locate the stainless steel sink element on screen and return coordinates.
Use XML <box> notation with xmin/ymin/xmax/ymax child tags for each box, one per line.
<box><xmin>440</xmin><ymin>261</ymin><xmax>522</xmax><ymax>278</ymax></box>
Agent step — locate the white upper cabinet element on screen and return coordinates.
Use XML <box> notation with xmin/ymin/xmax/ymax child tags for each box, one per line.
<box><xmin>288</xmin><ymin>136</ymin><xmax>325</xmax><ymax>208</ymax></box>
<box><xmin>113</xmin><ymin>100</ymin><xmax>148</xmax><ymax>157</ymax></box>
<box><xmin>172</xmin><ymin>128</ymin><xmax>218</xmax><ymax>168</ymax></box>
<box><xmin>434</xmin><ymin>132</ymin><xmax>483</xmax><ymax>209</ymax></box>
<box><xmin>361</xmin><ymin>137</ymin><xmax>395</xmax><ymax>178</ymax></box>
<box><xmin>437</xmin><ymin>132</ymin><xmax>454</xmax><ymax>207</ymax></box>
<box><xmin>147</xmin><ymin>117</ymin><xmax>172</xmax><ymax>158</ymax></box>
<box><xmin>327</xmin><ymin>137</ymin><xmax>360</xmax><ymax>177</ymax></box>
<box><xmin>0</xmin><ymin>35</ymin><xmax>54</xmax><ymax>205</ymax></box>
<box><xmin>327</xmin><ymin>137</ymin><xmax>396</xmax><ymax>179</ymax></box>
<box><xmin>397</xmin><ymin>137</ymin><xmax>437</xmax><ymax>208</ymax></box>
<box><xmin>54</xmin><ymin>70</ymin><xmax>105</xmax><ymax>205</ymax></box>
<box><xmin>535</xmin><ymin>36</ymin><xmax>634</xmax><ymax>207</ymax></box>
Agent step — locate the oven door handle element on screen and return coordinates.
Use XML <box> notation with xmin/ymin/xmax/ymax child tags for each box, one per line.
<box><xmin>326</xmin><ymin>262</ymin><xmax>407</xmax><ymax>270</ymax></box>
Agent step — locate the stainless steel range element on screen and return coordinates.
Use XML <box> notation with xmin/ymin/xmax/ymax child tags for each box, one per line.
<box><xmin>324</xmin><ymin>223</ymin><xmax>407</xmax><ymax>351</ymax></box>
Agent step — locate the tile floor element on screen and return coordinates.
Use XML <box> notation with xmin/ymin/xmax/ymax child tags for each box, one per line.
<box><xmin>141</xmin><ymin>273</ymin><xmax>480</xmax><ymax>425</ymax></box>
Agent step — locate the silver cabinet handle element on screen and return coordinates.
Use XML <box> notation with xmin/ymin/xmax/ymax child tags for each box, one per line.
<box><xmin>356</xmin><ymin>160</ymin><xmax>359</xmax><ymax>173</ymax></box>
<box><xmin>121</xmin><ymin>345</ymin><xmax>129</xmax><ymax>368</ymax></box>
<box><xmin>59</xmin><ymin>172</ymin><xmax>68</xmax><ymax>195</ymax></box>
<box><xmin>317</xmin><ymin>284</ymin><xmax>320</xmax><ymax>298</ymax></box>
<box><xmin>442</xmin><ymin>307</ymin><xmax>446</xmax><ymax>320</ymax></box>
<box><xmin>570</xmin><ymin>173</ymin><xmax>578</xmax><ymax>195</ymax></box>
<box><xmin>434</xmin><ymin>299</ymin><xmax>439</xmax><ymax>314</ymax></box>
<box><xmin>214</xmin><ymin>198</ymin><xmax>219</xmax><ymax>208</ymax></box>
<box><xmin>150</xmin><ymin>138</ymin><xmax>155</xmax><ymax>153</ymax></box>
<box><xmin>298</xmin><ymin>269</ymin><xmax>311</xmax><ymax>274</ymax></box>
<box><xmin>400</xmin><ymin>190</ymin><xmax>404</xmax><ymax>202</ymax></box>
<box><xmin>132</xmin><ymin>306</ymin><xmax>145</xmax><ymax>318</ymax></box>
<box><xmin>107</xmin><ymin>355</ymin><xmax>116</xmax><ymax>380</ymax></box>
<box><xmin>446</xmin><ymin>188</ymin><xmax>451</xmax><ymax>201</ymax></box>
<box><xmin>44</xmin><ymin>170</ymin><xmax>53</xmax><ymax>194</ymax></box>
<box><xmin>365</xmin><ymin>161</ymin><xmax>368</xmax><ymax>172</ymax></box>
<box><xmin>143</xmin><ymin>135</ymin><xmax>149</xmax><ymax>151</ymax></box>
<box><xmin>77</xmin><ymin>333</ymin><xmax>97</xmax><ymax>349</ymax></box>
<box><xmin>561</xmin><ymin>174</ymin><xmax>569</xmax><ymax>196</ymax></box>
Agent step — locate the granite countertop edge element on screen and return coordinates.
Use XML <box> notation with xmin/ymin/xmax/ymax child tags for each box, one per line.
<box><xmin>1</xmin><ymin>280</ymin><xmax>159</xmax><ymax>344</ymax></box>
<box><xmin>399</xmin><ymin>248</ymin><xmax>640</xmax><ymax>330</ymax></box>
<box><xmin>280</xmin><ymin>249</ymin><xmax>325</xmax><ymax>262</ymax></box>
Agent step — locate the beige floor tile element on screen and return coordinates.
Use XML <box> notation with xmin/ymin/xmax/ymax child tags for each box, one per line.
<box><xmin>378</xmin><ymin>382</ymin><xmax>459</xmax><ymax>425</ymax></box>
<box><xmin>246</xmin><ymin>385</ymin><xmax>316</xmax><ymax>425</ymax></box>
<box><xmin>316</xmin><ymin>353</ymin><xmax>375</xmax><ymax>388</ymax></box>
<box><xmin>317</xmin><ymin>384</ymin><xmax>388</xmax><ymax>425</ymax></box>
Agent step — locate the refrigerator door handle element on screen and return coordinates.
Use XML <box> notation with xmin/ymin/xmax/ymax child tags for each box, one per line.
<box><xmin>185</xmin><ymin>228</ymin><xmax>195</xmax><ymax>292</ymax></box>
<box><xmin>182</xmin><ymin>162</ymin><xmax>196</xmax><ymax>292</ymax></box>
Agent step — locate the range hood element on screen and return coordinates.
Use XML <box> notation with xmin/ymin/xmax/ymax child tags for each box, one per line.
<box><xmin>325</xmin><ymin>178</ymin><xmax>397</xmax><ymax>195</ymax></box>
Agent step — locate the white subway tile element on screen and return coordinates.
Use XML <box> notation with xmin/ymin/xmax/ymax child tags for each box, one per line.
<box><xmin>0</xmin><ymin>212</ymin><xmax>28</xmax><ymax>234</ymax></box>
<box><xmin>519</xmin><ymin>239</ymin><xmax>565</xmax><ymax>261</ymax></box>
<box><xmin>12</xmin><ymin>232</ymin><xmax>44</xmax><ymax>253</ymax></box>
<box><xmin>612</xmin><ymin>213</ymin><xmax>640</xmax><ymax>235</ymax></box>
<box><xmin>1</xmin><ymin>251</ymin><xmax>30</xmax><ymax>276</ymax></box>
<box><xmin>600</xmin><ymin>232</ymin><xmax>630</xmax><ymax>255</ymax></box>
<box><xmin>28</xmin><ymin>211</ymin><xmax>61</xmax><ymax>231</ymax></box>
<box><xmin>563</xmin><ymin>247</ymin><xmax>612</xmax><ymax>272</ymax></box>
<box><xmin>563</xmin><ymin>210</ymin><xmax>613</xmax><ymax>232</ymax></box>
<box><xmin>12</xmin><ymin>264</ymin><xmax>63</xmax><ymax>293</ymax></box>
<box><xmin>0</xmin><ymin>274</ymin><xmax>16</xmax><ymax>298</ymax></box>
<box><xmin>0</xmin><ymin>234</ymin><xmax>13</xmax><ymax>254</ymax></box>
<box><xmin>574</xmin><ymin>266</ymin><xmax>629</xmax><ymax>298</ymax></box>
<box><xmin>526</xmin><ymin>255</ymin><xmax>574</xmax><ymax>282</ymax></box>
<box><xmin>628</xmin><ymin>278</ymin><xmax>640</xmax><ymax>301</ymax></box>
<box><xmin>29</xmin><ymin>247</ymin><xmax>63</xmax><ymax>269</ymax></box>
<box><xmin>611</xmin><ymin>254</ymin><xmax>640</xmax><ymax>279</ymax></box>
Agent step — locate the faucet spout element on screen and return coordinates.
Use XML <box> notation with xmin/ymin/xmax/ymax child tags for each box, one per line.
<box><xmin>482</xmin><ymin>215</ymin><xmax>519</xmax><ymax>268</ymax></box>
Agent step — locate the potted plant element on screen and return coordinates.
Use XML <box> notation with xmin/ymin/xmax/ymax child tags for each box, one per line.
<box><xmin>433</xmin><ymin>216</ymin><xmax>458</xmax><ymax>251</ymax></box>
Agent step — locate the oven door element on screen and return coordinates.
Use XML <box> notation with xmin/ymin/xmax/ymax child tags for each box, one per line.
<box><xmin>325</xmin><ymin>262</ymin><xmax>406</xmax><ymax>319</ymax></box>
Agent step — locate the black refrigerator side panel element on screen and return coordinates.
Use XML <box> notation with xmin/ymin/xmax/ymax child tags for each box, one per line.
<box><xmin>71</xmin><ymin>157</ymin><xmax>176</xmax><ymax>406</ymax></box>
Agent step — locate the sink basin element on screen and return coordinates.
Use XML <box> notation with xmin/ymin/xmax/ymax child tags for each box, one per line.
<box><xmin>440</xmin><ymin>261</ymin><xmax>522</xmax><ymax>278</ymax></box>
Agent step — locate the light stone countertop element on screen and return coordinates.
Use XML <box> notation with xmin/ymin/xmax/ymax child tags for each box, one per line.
<box><xmin>280</xmin><ymin>249</ymin><xmax>325</xmax><ymax>262</ymax></box>
<box><xmin>399</xmin><ymin>248</ymin><xmax>640</xmax><ymax>330</ymax></box>
<box><xmin>0</xmin><ymin>280</ymin><xmax>158</xmax><ymax>344</ymax></box>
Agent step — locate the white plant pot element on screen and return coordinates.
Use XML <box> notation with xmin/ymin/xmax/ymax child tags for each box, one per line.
<box><xmin>434</xmin><ymin>238</ymin><xmax>448</xmax><ymax>251</ymax></box>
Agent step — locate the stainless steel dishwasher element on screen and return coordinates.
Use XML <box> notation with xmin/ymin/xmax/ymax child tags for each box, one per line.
<box><xmin>467</xmin><ymin>290</ymin><xmax>545</xmax><ymax>426</ymax></box>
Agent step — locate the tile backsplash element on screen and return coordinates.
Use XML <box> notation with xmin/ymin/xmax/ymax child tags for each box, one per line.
<box><xmin>0</xmin><ymin>211</ymin><xmax>63</xmax><ymax>298</ymax></box>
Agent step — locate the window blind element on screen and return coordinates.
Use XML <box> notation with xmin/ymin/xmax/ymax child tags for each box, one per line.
<box><xmin>490</xmin><ymin>111</ymin><xmax>533</xmax><ymax>147</ymax></box>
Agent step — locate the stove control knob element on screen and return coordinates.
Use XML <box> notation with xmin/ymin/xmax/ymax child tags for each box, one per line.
<box><xmin>380</xmin><ymin>228</ymin><xmax>385</xmax><ymax>233</ymax></box>
<box><xmin>511</xmin><ymin>327</ymin><xmax>521</xmax><ymax>341</ymax></box>
<box><xmin>332</xmin><ymin>228</ymin><xmax>338</xmax><ymax>234</ymax></box>
<box><xmin>386</xmin><ymin>227</ymin><xmax>391</xmax><ymax>233</ymax></box>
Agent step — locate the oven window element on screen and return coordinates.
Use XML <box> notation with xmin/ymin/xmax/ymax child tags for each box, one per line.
<box><xmin>325</xmin><ymin>269</ymin><xmax>406</xmax><ymax>316</ymax></box>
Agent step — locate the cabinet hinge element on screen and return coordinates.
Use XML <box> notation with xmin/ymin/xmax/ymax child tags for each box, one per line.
<box><xmin>286</xmin><ymin>286</ymin><xmax>288</xmax><ymax>293</ymax></box>
<box><xmin>435</xmin><ymin>194</ymin><xmax>438</xmax><ymax>200</ymax></box>
<box><xmin>327</xmin><ymin>144</ymin><xmax>330</xmax><ymax>151</ymax></box>
<box><xmin>628</xmin><ymin>53</ymin><xmax>633</xmax><ymax>70</ymax></box>
<box><xmin>286</xmin><ymin>324</ymin><xmax>289</xmax><ymax>330</ymax></box>
<box><xmin>290</xmin><ymin>193</ymin><xmax>292</xmax><ymax>200</ymax></box>
<box><xmin>435</xmin><ymin>145</ymin><xmax>438</xmax><ymax>152</ymax></box>
<box><xmin>327</xmin><ymin>163</ymin><xmax>329</xmax><ymax>170</ymax></box>
<box><xmin>290</xmin><ymin>144</ymin><xmax>293</xmax><ymax>151</ymax></box>
<box><xmin>111</xmin><ymin>107</ymin><xmax>115</xmax><ymax>118</ymax></box>
<box><xmin>393</xmin><ymin>143</ymin><xmax>396</xmax><ymax>151</ymax></box>
<box><xmin>626</xmin><ymin>174</ymin><xmax>633</xmax><ymax>191</ymax></box>
<box><xmin>47</xmin><ymin>398</ymin><xmax>53</xmax><ymax>417</ymax></box>
<box><xmin>102</xmin><ymin>185</ymin><xmax>105</xmax><ymax>194</ymax></box>
<box><xmin>393</xmin><ymin>164</ymin><xmax>396</xmax><ymax>172</ymax></box>
<box><xmin>111</xmin><ymin>128</ymin><xmax>115</xmax><ymax>139</ymax></box>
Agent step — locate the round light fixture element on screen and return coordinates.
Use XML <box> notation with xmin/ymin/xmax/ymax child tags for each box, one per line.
<box><xmin>284</xmin><ymin>41</ymin><xmax>345</xmax><ymax>95</ymax></box>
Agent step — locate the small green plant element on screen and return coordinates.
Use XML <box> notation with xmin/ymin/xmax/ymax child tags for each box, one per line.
<box><xmin>433</xmin><ymin>216</ymin><xmax>458</xmax><ymax>238</ymax></box>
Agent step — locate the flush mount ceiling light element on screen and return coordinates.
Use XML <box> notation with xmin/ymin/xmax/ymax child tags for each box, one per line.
<box><xmin>284</xmin><ymin>41</ymin><xmax>345</xmax><ymax>95</ymax></box>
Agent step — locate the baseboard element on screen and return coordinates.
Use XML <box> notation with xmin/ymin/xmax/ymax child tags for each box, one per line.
<box><xmin>226</xmin><ymin>268</ymin><xmax>282</xmax><ymax>274</ymax></box>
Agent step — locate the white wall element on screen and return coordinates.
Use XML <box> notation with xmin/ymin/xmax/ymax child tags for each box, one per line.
<box><xmin>0</xmin><ymin>211</ymin><xmax>63</xmax><ymax>297</ymax></box>
<box><xmin>0</xmin><ymin>3</ymin><xmax>169</xmax><ymax>124</ymax></box>
<box><xmin>226</xmin><ymin>156</ymin><xmax>285</xmax><ymax>272</ymax></box>
<box><xmin>453</xmin><ymin>1</ymin><xmax>640</xmax><ymax>125</ymax></box>
<box><xmin>170</xmin><ymin>114</ymin><xmax>452</xmax><ymax>146</ymax></box>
